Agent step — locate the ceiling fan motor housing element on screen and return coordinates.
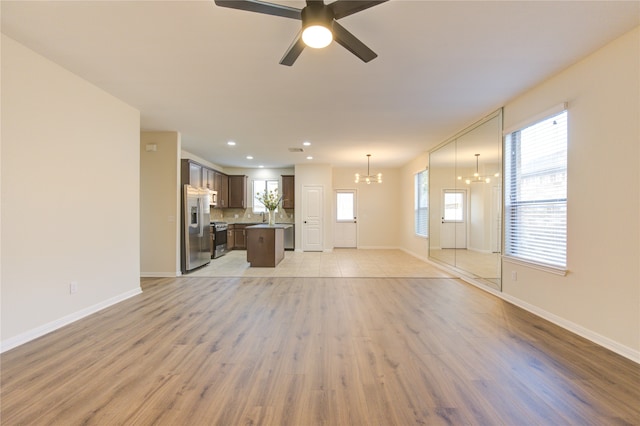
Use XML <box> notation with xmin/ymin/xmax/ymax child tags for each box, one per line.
<box><xmin>301</xmin><ymin>3</ymin><xmax>334</xmax><ymax>32</ymax></box>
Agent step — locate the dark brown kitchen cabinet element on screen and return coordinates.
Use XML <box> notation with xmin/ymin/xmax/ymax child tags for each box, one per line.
<box><xmin>205</xmin><ymin>168</ymin><xmax>215</xmax><ymax>190</ymax></box>
<box><xmin>281</xmin><ymin>175</ymin><xmax>295</xmax><ymax>209</ymax></box>
<box><xmin>246</xmin><ymin>225</ymin><xmax>285</xmax><ymax>267</ymax></box>
<box><xmin>228</xmin><ymin>175</ymin><xmax>247</xmax><ymax>209</ymax></box>
<box><xmin>227</xmin><ymin>228</ymin><xmax>235</xmax><ymax>250</ymax></box>
<box><xmin>181</xmin><ymin>159</ymin><xmax>203</xmax><ymax>188</ymax></box>
<box><xmin>233</xmin><ymin>224</ymin><xmax>247</xmax><ymax>249</ymax></box>
<box><xmin>214</xmin><ymin>172</ymin><xmax>229</xmax><ymax>208</ymax></box>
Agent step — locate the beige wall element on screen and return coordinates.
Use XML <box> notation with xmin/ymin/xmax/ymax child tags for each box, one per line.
<box><xmin>332</xmin><ymin>167</ymin><xmax>401</xmax><ymax>248</ymax></box>
<box><xmin>141</xmin><ymin>132</ymin><xmax>181</xmax><ymax>276</ymax></box>
<box><xmin>400</xmin><ymin>153</ymin><xmax>430</xmax><ymax>259</ymax></box>
<box><xmin>1</xmin><ymin>35</ymin><xmax>141</xmax><ymax>349</ymax></box>
<box><xmin>500</xmin><ymin>27</ymin><xmax>640</xmax><ymax>359</ymax></box>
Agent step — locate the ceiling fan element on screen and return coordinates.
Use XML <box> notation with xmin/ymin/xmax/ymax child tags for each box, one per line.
<box><xmin>214</xmin><ymin>0</ymin><xmax>388</xmax><ymax>66</ymax></box>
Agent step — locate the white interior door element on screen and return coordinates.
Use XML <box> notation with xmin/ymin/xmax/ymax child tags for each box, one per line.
<box><xmin>302</xmin><ymin>185</ymin><xmax>323</xmax><ymax>251</ymax></box>
<box><xmin>334</xmin><ymin>190</ymin><xmax>357</xmax><ymax>248</ymax></box>
<box><xmin>441</xmin><ymin>189</ymin><xmax>467</xmax><ymax>249</ymax></box>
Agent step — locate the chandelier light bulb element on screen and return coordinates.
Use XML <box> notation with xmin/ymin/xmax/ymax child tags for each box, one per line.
<box><xmin>302</xmin><ymin>25</ymin><xmax>333</xmax><ymax>48</ymax></box>
<box><xmin>354</xmin><ymin>154</ymin><xmax>382</xmax><ymax>184</ymax></box>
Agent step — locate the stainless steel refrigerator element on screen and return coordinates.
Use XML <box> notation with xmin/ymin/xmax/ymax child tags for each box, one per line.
<box><xmin>182</xmin><ymin>184</ymin><xmax>211</xmax><ymax>273</ymax></box>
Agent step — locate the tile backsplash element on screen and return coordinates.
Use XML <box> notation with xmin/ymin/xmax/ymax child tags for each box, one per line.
<box><xmin>210</xmin><ymin>207</ymin><xmax>294</xmax><ymax>224</ymax></box>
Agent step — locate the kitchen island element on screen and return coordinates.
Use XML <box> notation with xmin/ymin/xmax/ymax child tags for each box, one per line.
<box><xmin>246</xmin><ymin>224</ymin><xmax>292</xmax><ymax>267</ymax></box>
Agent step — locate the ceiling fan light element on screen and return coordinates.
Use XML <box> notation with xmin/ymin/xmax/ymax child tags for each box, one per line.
<box><xmin>302</xmin><ymin>25</ymin><xmax>332</xmax><ymax>48</ymax></box>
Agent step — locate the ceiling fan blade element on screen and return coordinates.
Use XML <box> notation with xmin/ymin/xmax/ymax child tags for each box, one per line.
<box><xmin>214</xmin><ymin>0</ymin><xmax>301</xmax><ymax>20</ymax></box>
<box><xmin>280</xmin><ymin>31</ymin><xmax>306</xmax><ymax>66</ymax></box>
<box><xmin>332</xmin><ymin>21</ymin><xmax>377</xmax><ymax>63</ymax></box>
<box><xmin>329</xmin><ymin>0</ymin><xmax>388</xmax><ymax>20</ymax></box>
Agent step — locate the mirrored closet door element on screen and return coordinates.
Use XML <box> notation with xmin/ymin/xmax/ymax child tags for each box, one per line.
<box><xmin>428</xmin><ymin>109</ymin><xmax>503</xmax><ymax>290</ymax></box>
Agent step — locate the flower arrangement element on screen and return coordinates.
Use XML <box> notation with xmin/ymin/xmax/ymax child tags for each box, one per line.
<box><xmin>256</xmin><ymin>188</ymin><xmax>282</xmax><ymax>211</ymax></box>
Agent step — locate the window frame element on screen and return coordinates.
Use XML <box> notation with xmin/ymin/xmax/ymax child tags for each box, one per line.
<box><xmin>503</xmin><ymin>105</ymin><xmax>568</xmax><ymax>274</ymax></box>
<box><xmin>252</xmin><ymin>179</ymin><xmax>280</xmax><ymax>214</ymax></box>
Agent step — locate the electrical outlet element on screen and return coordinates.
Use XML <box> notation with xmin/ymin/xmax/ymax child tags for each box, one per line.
<box><xmin>70</xmin><ymin>281</ymin><xmax>78</xmax><ymax>294</ymax></box>
<box><xmin>511</xmin><ymin>271</ymin><xmax>517</xmax><ymax>281</ymax></box>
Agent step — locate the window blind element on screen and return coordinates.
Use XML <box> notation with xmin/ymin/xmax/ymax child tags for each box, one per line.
<box><xmin>415</xmin><ymin>170</ymin><xmax>429</xmax><ymax>237</ymax></box>
<box><xmin>504</xmin><ymin>110</ymin><xmax>567</xmax><ymax>268</ymax></box>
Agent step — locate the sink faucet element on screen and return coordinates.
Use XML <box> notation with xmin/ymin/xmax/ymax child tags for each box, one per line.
<box><xmin>262</xmin><ymin>212</ymin><xmax>266</xmax><ymax>223</ymax></box>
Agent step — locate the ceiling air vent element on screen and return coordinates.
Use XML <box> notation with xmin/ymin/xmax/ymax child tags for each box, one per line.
<box><xmin>288</xmin><ymin>148</ymin><xmax>304</xmax><ymax>152</ymax></box>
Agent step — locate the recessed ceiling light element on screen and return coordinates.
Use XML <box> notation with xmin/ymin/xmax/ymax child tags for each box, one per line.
<box><xmin>246</xmin><ymin>155</ymin><xmax>253</xmax><ymax>160</ymax></box>
<box><xmin>303</xmin><ymin>141</ymin><xmax>311</xmax><ymax>146</ymax></box>
<box><xmin>258</xmin><ymin>165</ymin><xmax>264</xmax><ymax>168</ymax></box>
<box><xmin>306</xmin><ymin>156</ymin><xmax>313</xmax><ymax>160</ymax></box>
<box><xmin>227</xmin><ymin>141</ymin><xmax>236</xmax><ymax>146</ymax></box>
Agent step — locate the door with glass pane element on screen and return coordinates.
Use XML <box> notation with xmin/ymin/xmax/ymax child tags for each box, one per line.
<box><xmin>441</xmin><ymin>189</ymin><xmax>467</xmax><ymax>249</ymax></box>
<box><xmin>334</xmin><ymin>190</ymin><xmax>357</xmax><ymax>248</ymax></box>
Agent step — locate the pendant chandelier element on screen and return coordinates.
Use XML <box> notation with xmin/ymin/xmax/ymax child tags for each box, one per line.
<box><xmin>458</xmin><ymin>154</ymin><xmax>499</xmax><ymax>184</ymax></box>
<box><xmin>355</xmin><ymin>154</ymin><xmax>382</xmax><ymax>184</ymax></box>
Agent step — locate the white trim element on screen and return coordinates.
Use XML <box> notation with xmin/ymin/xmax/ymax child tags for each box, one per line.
<box><xmin>140</xmin><ymin>271</ymin><xmax>181</xmax><ymax>277</ymax></box>
<box><xmin>498</xmin><ymin>292</ymin><xmax>640</xmax><ymax>364</ymax></box>
<box><xmin>358</xmin><ymin>245</ymin><xmax>400</xmax><ymax>250</ymax></box>
<box><xmin>503</xmin><ymin>255</ymin><xmax>568</xmax><ymax>276</ymax></box>
<box><xmin>503</xmin><ymin>102</ymin><xmax>568</xmax><ymax>135</ymax></box>
<box><xmin>0</xmin><ymin>288</ymin><xmax>142</xmax><ymax>353</ymax></box>
<box><xmin>430</xmin><ymin>108</ymin><xmax>503</xmax><ymax>153</ymax></box>
<box><xmin>409</xmin><ymin>250</ymin><xmax>639</xmax><ymax>364</ymax></box>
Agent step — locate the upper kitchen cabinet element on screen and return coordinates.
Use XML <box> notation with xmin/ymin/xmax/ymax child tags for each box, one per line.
<box><xmin>281</xmin><ymin>175</ymin><xmax>295</xmax><ymax>209</ymax></box>
<box><xmin>205</xmin><ymin>169</ymin><xmax>215</xmax><ymax>191</ymax></box>
<box><xmin>214</xmin><ymin>172</ymin><xmax>229</xmax><ymax>208</ymax></box>
<box><xmin>181</xmin><ymin>159</ymin><xmax>202</xmax><ymax>187</ymax></box>
<box><xmin>228</xmin><ymin>175</ymin><xmax>247</xmax><ymax>208</ymax></box>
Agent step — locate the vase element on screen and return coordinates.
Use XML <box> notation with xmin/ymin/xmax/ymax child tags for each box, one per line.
<box><xmin>268</xmin><ymin>209</ymin><xmax>276</xmax><ymax>226</ymax></box>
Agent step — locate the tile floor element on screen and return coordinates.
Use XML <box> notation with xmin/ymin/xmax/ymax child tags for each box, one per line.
<box><xmin>188</xmin><ymin>249</ymin><xmax>454</xmax><ymax>278</ymax></box>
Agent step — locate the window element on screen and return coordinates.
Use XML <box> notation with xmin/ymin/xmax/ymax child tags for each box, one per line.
<box><xmin>504</xmin><ymin>109</ymin><xmax>567</xmax><ymax>269</ymax></box>
<box><xmin>253</xmin><ymin>179</ymin><xmax>279</xmax><ymax>213</ymax></box>
<box><xmin>336</xmin><ymin>192</ymin><xmax>355</xmax><ymax>221</ymax></box>
<box><xmin>415</xmin><ymin>170</ymin><xmax>428</xmax><ymax>237</ymax></box>
<box><xmin>443</xmin><ymin>190</ymin><xmax>465</xmax><ymax>222</ymax></box>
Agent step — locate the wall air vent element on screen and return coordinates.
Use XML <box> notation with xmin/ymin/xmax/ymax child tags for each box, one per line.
<box><xmin>288</xmin><ymin>148</ymin><xmax>304</xmax><ymax>152</ymax></box>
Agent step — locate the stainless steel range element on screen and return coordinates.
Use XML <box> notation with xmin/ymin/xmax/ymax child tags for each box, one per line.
<box><xmin>211</xmin><ymin>221</ymin><xmax>228</xmax><ymax>258</ymax></box>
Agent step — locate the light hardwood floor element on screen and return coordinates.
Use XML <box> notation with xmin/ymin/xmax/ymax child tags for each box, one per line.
<box><xmin>190</xmin><ymin>249</ymin><xmax>453</xmax><ymax>278</ymax></box>
<box><xmin>1</xmin><ymin>251</ymin><xmax>639</xmax><ymax>425</ymax></box>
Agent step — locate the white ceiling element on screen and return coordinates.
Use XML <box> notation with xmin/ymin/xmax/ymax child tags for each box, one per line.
<box><xmin>2</xmin><ymin>1</ymin><xmax>638</xmax><ymax>169</ymax></box>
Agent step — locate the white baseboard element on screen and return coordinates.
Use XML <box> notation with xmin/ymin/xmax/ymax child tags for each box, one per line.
<box><xmin>0</xmin><ymin>287</ymin><xmax>142</xmax><ymax>354</ymax></box>
<box><xmin>357</xmin><ymin>245</ymin><xmax>399</xmax><ymax>250</ymax></box>
<box><xmin>400</xmin><ymin>247</ymin><xmax>426</xmax><ymax>262</ymax></box>
<box><xmin>400</xmin><ymin>248</ymin><xmax>640</xmax><ymax>364</ymax></box>
<box><xmin>141</xmin><ymin>271</ymin><xmax>180</xmax><ymax>277</ymax></box>
<box><xmin>497</xmin><ymin>292</ymin><xmax>640</xmax><ymax>364</ymax></box>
